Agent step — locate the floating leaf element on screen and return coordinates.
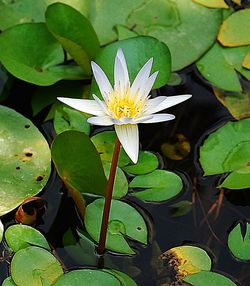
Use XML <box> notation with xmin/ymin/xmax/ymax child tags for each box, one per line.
<box><xmin>103</xmin><ymin>269</ymin><xmax>137</xmax><ymax>286</ymax></box>
<box><xmin>46</xmin><ymin>3</ymin><xmax>100</xmax><ymax>74</ymax></box>
<box><xmin>220</xmin><ymin>167</ymin><xmax>250</xmax><ymax>189</ymax></box>
<box><xmin>129</xmin><ymin>170</ymin><xmax>183</xmax><ymax>202</ymax></box>
<box><xmin>199</xmin><ymin>119</ymin><xmax>250</xmax><ymax>189</ymax></box>
<box><xmin>0</xmin><ymin>105</ymin><xmax>51</xmax><ymax>216</ymax></box>
<box><xmin>53</xmin><ymin>269</ymin><xmax>121</xmax><ymax>286</ymax></box>
<box><xmin>91</xmin><ymin>131</ymin><xmax>131</xmax><ymax>167</ymax></box>
<box><xmin>243</xmin><ymin>50</ymin><xmax>250</xmax><ymax>69</ymax></box>
<box><xmin>87</xmin><ymin>0</ymin><xmax>144</xmax><ymax>45</ymax></box>
<box><xmin>11</xmin><ymin>246</ymin><xmax>63</xmax><ymax>286</ymax></box>
<box><xmin>54</xmin><ymin>106</ymin><xmax>90</xmax><ymax>135</ymax></box>
<box><xmin>0</xmin><ymin>219</ymin><xmax>3</xmax><ymax>243</ymax></box>
<box><xmin>45</xmin><ymin>0</ymin><xmax>88</xmax><ymax>15</ymax></box>
<box><xmin>116</xmin><ymin>25</ymin><xmax>138</xmax><ymax>41</ymax></box>
<box><xmin>122</xmin><ymin>151</ymin><xmax>159</xmax><ymax>175</ymax></box>
<box><xmin>160</xmin><ymin>245</ymin><xmax>212</xmax><ymax>279</ymax></box>
<box><xmin>228</xmin><ymin>222</ymin><xmax>250</xmax><ymax>261</ymax></box>
<box><xmin>5</xmin><ymin>224</ymin><xmax>49</xmax><ymax>252</ymax></box>
<box><xmin>2</xmin><ymin>277</ymin><xmax>16</xmax><ymax>286</ymax></box>
<box><xmin>0</xmin><ymin>0</ymin><xmax>46</xmax><ymax>31</ymax></box>
<box><xmin>85</xmin><ymin>198</ymin><xmax>147</xmax><ymax>254</ymax></box>
<box><xmin>91</xmin><ymin>36</ymin><xmax>171</xmax><ymax>96</ymax></box>
<box><xmin>0</xmin><ymin>23</ymin><xmax>86</xmax><ymax>86</ymax></box>
<box><xmin>167</xmin><ymin>73</ymin><xmax>183</xmax><ymax>86</ymax></box>
<box><xmin>183</xmin><ymin>271</ymin><xmax>237</xmax><ymax>286</ymax></box>
<box><xmin>197</xmin><ymin>43</ymin><xmax>250</xmax><ymax>92</ymax></box>
<box><xmin>170</xmin><ymin>200</ymin><xmax>193</xmax><ymax>218</ymax></box>
<box><xmin>103</xmin><ymin>162</ymin><xmax>128</xmax><ymax>199</ymax></box>
<box><xmin>213</xmin><ymin>88</ymin><xmax>250</xmax><ymax>120</ymax></box>
<box><xmin>218</xmin><ymin>9</ymin><xmax>250</xmax><ymax>47</ymax></box>
<box><xmin>127</xmin><ymin>0</ymin><xmax>222</xmax><ymax>71</ymax></box>
<box><xmin>51</xmin><ymin>131</ymin><xmax>107</xmax><ymax>196</ymax></box>
<box><xmin>192</xmin><ymin>0</ymin><xmax>229</xmax><ymax>8</ymax></box>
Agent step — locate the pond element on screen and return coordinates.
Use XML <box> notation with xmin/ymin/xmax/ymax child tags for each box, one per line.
<box><xmin>0</xmin><ymin>1</ymin><xmax>250</xmax><ymax>286</ymax></box>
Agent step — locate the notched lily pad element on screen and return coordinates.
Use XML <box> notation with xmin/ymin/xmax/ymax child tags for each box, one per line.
<box><xmin>159</xmin><ymin>245</ymin><xmax>212</xmax><ymax>281</ymax></box>
<box><xmin>218</xmin><ymin>9</ymin><xmax>250</xmax><ymax>47</ymax></box>
<box><xmin>0</xmin><ymin>105</ymin><xmax>51</xmax><ymax>216</ymax></box>
<box><xmin>53</xmin><ymin>269</ymin><xmax>121</xmax><ymax>286</ymax></box>
<box><xmin>122</xmin><ymin>151</ymin><xmax>159</xmax><ymax>175</ymax></box>
<box><xmin>85</xmin><ymin>198</ymin><xmax>148</xmax><ymax>254</ymax></box>
<box><xmin>5</xmin><ymin>224</ymin><xmax>50</xmax><ymax>252</ymax></box>
<box><xmin>129</xmin><ymin>170</ymin><xmax>183</xmax><ymax>202</ymax></box>
<box><xmin>199</xmin><ymin>119</ymin><xmax>250</xmax><ymax>189</ymax></box>
<box><xmin>228</xmin><ymin>222</ymin><xmax>250</xmax><ymax>261</ymax></box>
<box><xmin>183</xmin><ymin>271</ymin><xmax>237</xmax><ymax>286</ymax></box>
<box><xmin>11</xmin><ymin>246</ymin><xmax>63</xmax><ymax>286</ymax></box>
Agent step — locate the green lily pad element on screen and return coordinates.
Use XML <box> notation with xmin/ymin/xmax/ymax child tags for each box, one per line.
<box><xmin>0</xmin><ymin>219</ymin><xmax>3</xmax><ymax>243</ymax></box>
<box><xmin>243</xmin><ymin>50</ymin><xmax>250</xmax><ymax>69</ymax></box>
<box><xmin>0</xmin><ymin>23</ymin><xmax>86</xmax><ymax>86</ymax></box>
<box><xmin>199</xmin><ymin>119</ymin><xmax>250</xmax><ymax>189</ymax></box>
<box><xmin>0</xmin><ymin>0</ymin><xmax>46</xmax><ymax>31</ymax></box>
<box><xmin>91</xmin><ymin>36</ymin><xmax>171</xmax><ymax>96</ymax></box>
<box><xmin>54</xmin><ymin>106</ymin><xmax>90</xmax><ymax>135</ymax></box>
<box><xmin>192</xmin><ymin>0</ymin><xmax>229</xmax><ymax>8</ymax></box>
<box><xmin>127</xmin><ymin>0</ymin><xmax>222</xmax><ymax>71</ymax></box>
<box><xmin>45</xmin><ymin>3</ymin><xmax>100</xmax><ymax>75</ymax></box>
<box><xmin>103</xmin><ymin>269</ymin><xmax>137</xmax><ymax>286</ymax></box>
<box><xmin>122</xmin><ymin>151</ymin><xmax>159</xmax><ymax>175</ymax></box>
<box><xmin>0</xmin><ymin>105</ymin><xmax>51</xmax><ymax>216</ymax></box>
<box><xmin>11</xmin><ymin>246</ymin><xmax>64</xmax><ymax>286</ymax></box>
<box><xmin>91</xmin><ymin>131</ymin><xmax>131</xmax><ymax>167</ymax></box>
<box><xmin>183</xmin><ymin>271</ymin><xmax>237</xmax><ymax>286</ymax></box>
<box><xmin>53</xmin><ymin>269</ymin><xmax>121</xmax><ymax>286</ymax></box>
<box><xmin>129</xmin><ymin>170</ymin><xmax>183</xmax><ymax>202</ymax></box>
<box><xmin>197</xmin><ymin>43</ymin><xmax>250</xmax><ymax>92</ymax></box>
<box><xmin>161</xmin><ymin>245</ymin><xmax>212</xmax><ymax>278</ymax></box>
<box><xmin>167</xmin><ymin>73</ymin><xmax>183</xmax><ymax>86</ymax></box>
<box><xmin>0</xmin><ymin>65</ymin><xmax>13</xmax><ymax>103</ymax></box>
<box><xmin>170</xmin><ymin>200</ymin><xmax>193</xmax><ymax>218</ymax></box>
<box><xmin>51</xmin><ymin>131</ymin><xmax>107</xmax><ymax>196</ymax></box>
<box><xmin>5</xmin><ymin>224</ymin><xmax>50</xmax><ymax>252</ymax></box>
<box><xmin>87</xmin><ymin>0</ymin><xmax>144</xmax><ymax>45</ymax></box>
<box><xmin>116</xmin><ymin>25</ymin><xmax>138</xmax><ymax>41</ymax></box>
<box><xmin>103</xmin><ymin>162</ymin><xmax>128</xmax><ymax>199</ymax></box>
<box><xmin>85</xmin><ymin>198</ymin><xmax>147</xmax><ymax>254</ymax></box>
<box><xmin>45</xmin><ymin>0</ymin><xmax>88</xmax><ymax>15</ymax></box>
<box><xmin>2</xmin><ymin>277</ymin><xmax>17</xmax><ymax>286</ymax></box>
<box><xmin>218</xmin><ymin>9</ymin><xmax>250</xmax><ymax>47</ymax></box>
<box><xmin>228</xmin><ymin>222</ymin><xmax>250</xmax><ymax>260</ymax></box>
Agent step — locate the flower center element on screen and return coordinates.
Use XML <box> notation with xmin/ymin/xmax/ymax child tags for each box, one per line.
<box><xmin>107</xmin><ymin>93</ymin><xmax>143</xmax><ymax>119</ymax></box>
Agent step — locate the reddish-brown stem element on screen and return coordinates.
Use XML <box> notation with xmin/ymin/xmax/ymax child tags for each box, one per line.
<box><xmin>97</xmin><ymin>137</ymin><xmax>121</xmax><ymax>255</ymax></box>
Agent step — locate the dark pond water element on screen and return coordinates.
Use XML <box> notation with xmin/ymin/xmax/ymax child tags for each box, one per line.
<box><xmin>0</xmin><ymin>65</ymin><xmax>249</xmax><ymax>286</ymax></box>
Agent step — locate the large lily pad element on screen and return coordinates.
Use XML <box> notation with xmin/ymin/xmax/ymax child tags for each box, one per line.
<box><xmin>0</xmin><ymin>105</ymin><xmax>51</xmax><ymax>216</ymax></box>
<box><xmin>103</xmin><ymin>269</ymin><xmax>137</xmax><ymax>286</ymax></box>
<box><xmin>45</xmin><ymin>0</ymin><xmax>88</xmax><ymax>15</ymax></box>
<box><xmin>129</xmin><ymin>170</ymin><xmax>183</xmax><ymax>202</ymax></box>
<box><xmin>11</xmin><ymin>246</ymin><xmax>63</xmax><ymax>286</ymax></box>
<box><xmin>228</xmin><ymin>222</ymin><xmax>250</xmax><ymax>261</ymax></box>
<box><xmin>218</xmin><ymin>9</ymin><xmax>250</xmax><ymax>47</ymax></box>
<box><xmin>192</xmin><ymin>0</ymin><xmax>229</xmax><ymax>8</ymax></box>
<box><xmin>53</xmin><ymin>269</ymin><xmax>121</xmax><ymax>286</ymax></box>
<box><xmin>91</xmin><ymin>36</ymin><xmax>171</xmax><ymax>97</ymax></box>
<box><xmin>2</xmin><ymin>277</ymin><xmax>16</xmax><ymax>286</ymax></box>
<box><xmin>5</xmin><ymin>224</ymin><xmax>50</xmax><ymax>252</ymax></box>
<box><xmin>0</xmin><ymin>23</ymin><xmax>86</xmax><ymax>86</ymax></box>
<box><xmin>197</xmin><ymin>43</ymin><xmax>250</xmax><ymax>92</ymax></box>
<box><xmin>85</xmin><ymin>198</ymin><xmax>148</xmax><ymax>254</ymax></box>
<box><xmin>199</xmin><ymin>119</ymin><xmax>250</xmax><ymax>189</ymax></box>
<box><xmin>183</xmin><ymin>271</ymin><xmax>237</xmax><ymax>286</ymax></box>
<box><xmin>51</xmin><ymin>131</ymin><xmax>107</xmax><ymax>196</ymax></box>
<box><xmin>127</xmin><ymin>0</ymin><xmax>222</xmax><ymax>71</ymax></box>
<box><xmin>45</xmin><ymin>3</ymin><xmax>100</xmax><ymax>75</ymax></box>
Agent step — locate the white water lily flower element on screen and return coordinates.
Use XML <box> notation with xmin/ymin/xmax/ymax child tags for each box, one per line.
<box><xmin>58</xmin><ymin>49</ymin><xmax>191</xmax><ymax>163</ymax></box>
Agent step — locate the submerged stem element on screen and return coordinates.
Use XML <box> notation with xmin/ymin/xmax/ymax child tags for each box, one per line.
<box><xmin>97</xmin><ymin>137</ymin><xmax>121</xmax><ymax>255</ymax></box>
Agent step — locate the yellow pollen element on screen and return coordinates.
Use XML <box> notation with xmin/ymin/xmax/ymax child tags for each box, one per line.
<box><xmin>107</xmin><ymin>93</ymin><xmax>143</xmax><ymax>119</ymax></box>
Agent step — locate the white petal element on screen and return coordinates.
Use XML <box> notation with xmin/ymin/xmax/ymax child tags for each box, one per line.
<box><xmin>112</xmin><ymin>117</ymin><xmax>133</xmax><ymax>125</ymax></box>
<box><xmin>133</xmin><ymin>115</ymin><xmax>153</xmax><ymax>123</ymax></box>
<box><xmin>87</xmin><ymin>116</ymin><xmax>113</xmax><ymax>126</ymax></box>
<box><xmin>139</xmin><ymin>71</ymin><xmax>158</xmax><ymax>99</ymax></box>
<box><xmin>115</xmin><ymin>124</ymin><xmax>139</xmax><ymax>163</ymax></box>
<box><xmin>139</xmin><ymin>113</ymin><xmax>175</xmax><ymax>123</ymax></box>
<box><xmin>92</xmin><ymin>94</ymin><xmax>109</xmax><ymax>114</ymax></box>
<box><xmin>145</xmin><ymin>96</ymin><xmax>167</xmax><ymax>110</ymax></box>
<box><xmin>91</xmin><ymin>61</ymin><xmax>113</xmax><ymax>100</ymax></box>
<box><xmin>57</xmin><ymin>97</ymin><xmax>105</xmax><ymax>116</ymax></box>
<box><xmin>114</xmin><ymin>48</ymin><xmax>130</xmax><ymax>93</ymax></box>
<box><xmin>149</xmin><ymin>94</ymin><xmax>192</xmax><ymax>114</ymax></box>
<box><xmin>131</xmin><ymin>58</ymin><xmax>153</xmax><ymax>97</ymax></box>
